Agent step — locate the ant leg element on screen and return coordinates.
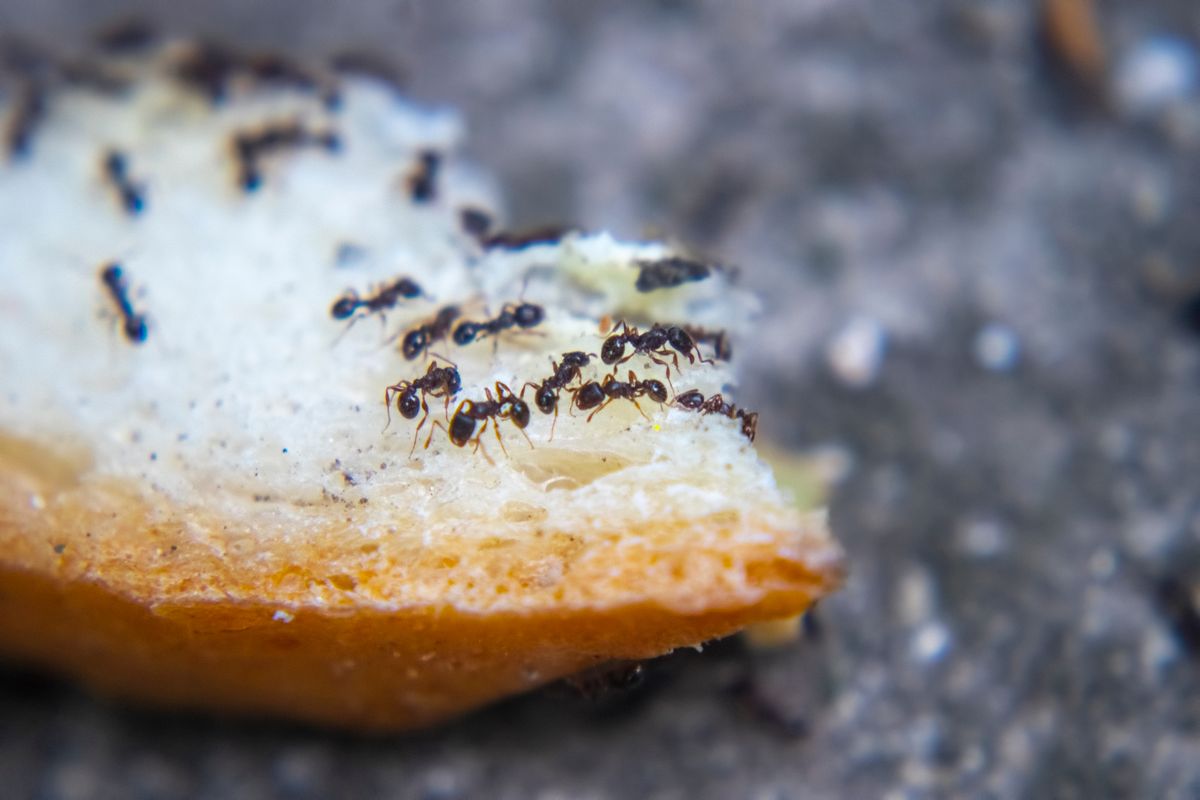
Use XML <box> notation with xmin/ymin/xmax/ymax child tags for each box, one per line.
<box><xmin>586</xmin><ymin>399</ymin><xmax>613</xmax><ymax>423</ymax></box>
<box><xmin>629</xmin><ymin>397</ymin><xmax>649</xmax><ymax>421</ymax></box>
<box><xmin>649</xmin><ymin>355</ymin><xmax>676</xmax><ymax>395</ymax></box>
<box><xmin>410</xmin><ymin>398</ymin><xmax>430</xmax><ymax>457</ymax></box>
<box><xmin>424</xmin><ymin>418</ymin><xmax>448</xmax><ymax>450</ymax></box>
<box><xmin>491</xmin><ymin>418</ymin><xmax>511</xmax><ymax>459</ymax></box>
<box><xmin>548</xmin><ymin>405</ymin><xmax>559</xmax><ymax>442</ymax></box>
<box><xmin>472</xmin><ymin>422</ymin><xmax>498</xmax><ymax>465</ymax></box>
<box><xmin>332</xmin><ymin>313</ymin><xmax>362</xmax><ymax>346</ymax></box>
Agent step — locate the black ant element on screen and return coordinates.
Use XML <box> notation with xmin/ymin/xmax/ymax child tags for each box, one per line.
<box><xmin>232</xmin><ymin>121</ymin><xmax>340</xmax><ymax>192</ymax></box>
<box><xmin>383</xmin><ymin>360</ymin><xmax>462</xmax><ymax>454</ymax></box>
<box><xmin>330</xmin><ymin>275</ymin><xmax>423</xmax><ymax>332</ymax></box>
<box><xmin>398</xmin><ymin>305</ymin><xmax>461</xmax><ymax>360</ymax></box>
<box><xmin>99</xmin><ymin>262</ymin><xmax>148</xmax><ymax>343</ymax></box>
<box><xmin>407</xmin><ymin>150</ymin><xmax>440</xmax><ymax>203</ymax></box>
<box><xmin>102</xmin><ymin>149</ymin><xmax>145</xmax><ymax>215</ymax></box>
<box><xmin>5</xmin><ymin>77</ymin><xmax>45</xmax><ymax>160</ymax></box>
<box><xmin>522</xmin><ymin>351</ymin><xmax>594</xmax><ymax>440</ymax></box>
<box><xmin>452</xmin><ymin>302</ymin><xmax>545</xmax><ymax>346</ymax></box>
<box><xmin>633</xmin><ymin>255</ymin><xmax>711</xmax><ymax>293</ymax></box>
<box><xmin>600</xmin><ymin>322</ymin><xmax>710</xmax><ymax>389</ymax></box>
<box><xmin>681</xmin><ymin>325</ymin><xmax>732</xmax><ymax>362</ymax></box>
<box><xmin>673</xmin><ymin>390</ymin><xmax>758</xmax><ymax>442</ymax></box>
<box><xmin>428</xmin><ymin>382</ymin><xmax>532</xmax><ymax>459</ymax></box>
<box><xmin>572</xmin><ymin>371</ymin><xmax>668</xmax><ymax>422</ymax></box>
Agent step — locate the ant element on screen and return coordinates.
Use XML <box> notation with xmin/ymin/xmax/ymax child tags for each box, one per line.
<box><xmin>232</xmin><ymin>121</ymin><xmax>340</xmax><ymax>192</ymax></box>
<box><xmin>330</xmin><ymin>275</ymin><xmax>423</xmax><ymax>332</ymax></box>
<box><xmin>600</xmin><ymin>322</ymin><xmax>710</xmax><ymax>390</ymax></box>
<box><xmin>522</xmin><ymin>350</ymin><xmax>594</xmax><ymax>440</ymax></box>
<box><xmin>383</xmin><ymin>360</ymin><xmax>462</xmax><ymax>454</ymax></box>
<box><xmin>673</xmin><ymin>390</ymin><xmax>758</xmax><ymax>442</ymax></box>
<box><xmin>427</xmin><ymin>382</ymin><xmax>532</xmax><ymax>459</ymax></box>
<box><xmin>102</xmin><ymin>149</ymin><xmax>145</xmax><ymax>215</ymax></box>
<box><xmin>682</xmin><ymin>325</ymin><xmax>732</xmax><ymax>362</ymax></box>
<box><xmin>452</xmin><ymin>302</ymin><xmax>545</xmax><ymax>346</ymax></box>
<box><xmin>407</xmin><ymin>150</ymin><xmax>440</xmax><ymax>203</ymax></box>
<box><xmin>5</xmin><ymin>77</ymin><xmax>45</xmax><ymax>160</ymax></box>
<box><xmin>398</xmin><ymin>305</ymin><xmax>461</xmax><ymax>360</ymax></box>
<box><xmin>571</xmin><ymin>371</ymin><xmax>668</xmax><ymax>422</ymax></box>
<box><xmin>99</xmin><ymin>262</ymin><xmax>148</xmax><ymax>344</ymax></box>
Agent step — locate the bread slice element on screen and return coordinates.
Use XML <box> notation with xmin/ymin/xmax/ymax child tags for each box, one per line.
<box><xmin>0</xmin><ymin>42</ymin><xmax>843</xmax><ymax>730</ymax></box>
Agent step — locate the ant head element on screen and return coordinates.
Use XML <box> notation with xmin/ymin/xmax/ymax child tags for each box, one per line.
<box><xmin>330</xmin><ymin>295</ymin><xmax>358</xmax><ymax>319</ymax></box>
<box><xmin>445</xmin><ymin>368</ymin><xmax>462</xmax><ymax>395</ymax></box>
<box><xmin>645</xmin><ymin>380</ymin><xmax>668</xmax><ymax>404</ymax></box>
<box><xmin>561</xmin><ymin>351</ymin><xmax>592</xmax><ymax>367</ymax></box>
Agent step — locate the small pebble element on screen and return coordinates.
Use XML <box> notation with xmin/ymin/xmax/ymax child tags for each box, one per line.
<box><xmin>973</xmin><ymin>322</ymin><xmax>1020</xmax><ymax>372</ymax></box>
<box><xmin>827</xmin><ymin>316</ymin><xmax>887</xmax><ymax>389</ymax></box>
<box><xmin>1115</xmin><ymin>36</ymin><xmax>1198</xmax><ymax>116</ymax></box>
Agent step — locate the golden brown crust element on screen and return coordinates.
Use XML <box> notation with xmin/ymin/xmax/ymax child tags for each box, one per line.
<box><xmin>0</xmin><ymin>437</ymin><xmax>840</xmax><ymax>730</ymax></box>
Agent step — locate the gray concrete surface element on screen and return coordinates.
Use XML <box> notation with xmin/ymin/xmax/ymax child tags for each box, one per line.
<box><xmin>2</xmin><ymin>1</ymin><xmax>1199</xmax><ymax>797</ymax></box>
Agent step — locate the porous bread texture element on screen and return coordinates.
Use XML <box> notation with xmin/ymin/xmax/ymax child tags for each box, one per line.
<box><xmin>0</xmin><ymin>44</ymin><xmax>843</xmax><ymax>729</ymax></box>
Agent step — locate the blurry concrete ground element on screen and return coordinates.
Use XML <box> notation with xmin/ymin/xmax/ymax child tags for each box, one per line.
<box><xmin>2</xmin><ymin>1</ymin><xmax>1200</xmax><ymax>797</ymax></box>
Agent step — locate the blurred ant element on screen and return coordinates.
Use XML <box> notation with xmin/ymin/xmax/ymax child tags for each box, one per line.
<box><xmin>5</xmin><ymin>78</ymin><xmax>45</xmax><ymax>159</ymax></box>
<box><xmin>673</xmin><ymin>390</ymin><xmax>758</xmax><ymax>442</ymax></box>
<box><xmin>427</xmin><ymin>382</ymin><xmax>532</xmax><ymax>459</ymax></box>
<box><xmin>99</xmin><ymin>262</ymin><xmax>148</xmax><ymax>344</ymax></box>
<box><xmin>407</xmin><ymin>150</ymin><xmax>440</xmax><ymax>203</ymax></box>
<box><xmin>600</xmin><ymin>322</ymin><xmax>710</xmax><ymax>389</ymax></box>
<box><xmin>682</xmin><ymin>325</ymin><xmax>732</xmax><ymax>362</ymax></box>
<box><xmin>572</xmin><ymin>371</ymin><xmax>668</xmax><ymax>423</ymax></box>
<box><xmin>330</xmin><ymin>275</ymin><xmax>423</xmax><ymax>334</ymax></box>
<box><xmin>232</xmin><ymin>121</ymin><xmax>340</xmax><ymax>191</ymax></box>
<box><xmin>522</xmin><ymin>350</ymin><xmax>593</xmax><ymax>440</ymax></box>
<box><xmin>398</xmin><ymin>305</ymin><xmax>461</xmax><ymax>360</ymax></box>
<box><xmin>452</xmin><ymin>301</ymin><xmax>545</xmax><ymax>347</ymax></box>
<box><xmin>102</xmin><ymin>149</ymin><xmax>145</xmax><ymax>215</ymax></box>
<box><xmin>383</xmin><ymin>360</ymin><xmax>462</xmax><ymax>454</ymax></box>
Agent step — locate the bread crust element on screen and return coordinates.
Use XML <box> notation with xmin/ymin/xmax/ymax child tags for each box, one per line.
<box><xmin>0</xmin><ymin>436</ymin><xmax>841</xmax><ymax>731</ymax></box>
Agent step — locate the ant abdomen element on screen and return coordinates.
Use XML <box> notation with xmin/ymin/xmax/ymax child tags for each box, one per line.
<box><xmin>645</xmin><ymin>379</ymin><xmax>668</xmax><ymax>404</ymax></box>
<box><xmin>675</xmin><ymin>390</ymin><xmax>705</xmax><ymax>410</ymax></box>
<box><xmin>535</xmin><ymin>386</ymin><xmax>556</xmax><ymax>415</ymax></box>
<box><xmin>398</xmin><ymin>390</ymin><xmax>421</xmax><ymax>419</ymax></box>
<box><xmin>573</xmin><ymin>382</ymin><xmax>605</xmax><ymax>411</ymax></box>
<box><xmin>601</xmin><ymin>337</ymin><xmax>625</xmax><ymax>365</ymax></box>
